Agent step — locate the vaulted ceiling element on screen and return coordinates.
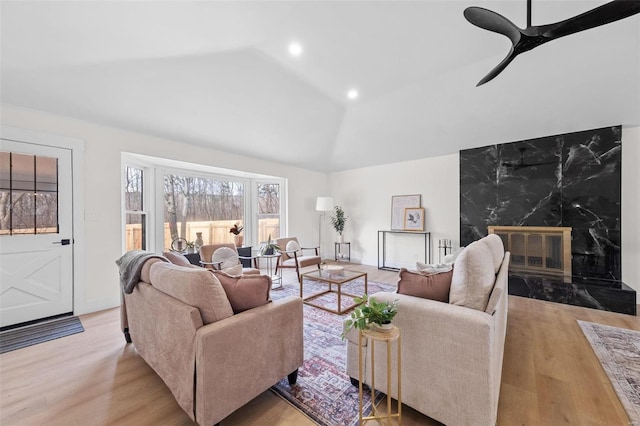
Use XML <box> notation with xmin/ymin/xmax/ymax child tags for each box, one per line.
<box><xmin>1</xmin><ymin>1</ymin><xmax>638</xmax><ymax>172</ymax></box>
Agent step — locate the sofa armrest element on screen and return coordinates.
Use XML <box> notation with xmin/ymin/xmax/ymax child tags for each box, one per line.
<box><xmin>194</xmin><ymin>296</ymin><xmax>304</xmax><ymax>426</ymax></box>
<box><xmin>362</xmin><ymin>291</ymin><xmax>501</xmax><ymax>426</ymax></box>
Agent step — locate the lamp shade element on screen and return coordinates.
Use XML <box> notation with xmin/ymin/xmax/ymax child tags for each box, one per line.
<box><xmin>315</xmin><ymin>196</ymin><xmax>334</xmax><ymax>212</ymax></box>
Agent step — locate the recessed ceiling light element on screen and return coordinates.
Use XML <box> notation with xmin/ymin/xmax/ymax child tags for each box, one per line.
<box><xmin>288</xmin><ymin>42</ymin><xmax>303</xmax><ymax>57</ymax></box>
<box><xmin>347</xmin><ymin>89</ymin><xmax>359</xmax><ymax>100</ymax></box>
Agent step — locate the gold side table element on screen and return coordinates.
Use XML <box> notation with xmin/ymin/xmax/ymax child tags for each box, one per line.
<box><xmin>358</xmin><ymin>325</ymin><xmax>402</xmax><ymax>425</ymax></box>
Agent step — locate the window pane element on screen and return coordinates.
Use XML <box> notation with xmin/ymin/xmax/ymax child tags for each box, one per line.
<box><xmin>258</xmin><ymin>183</ymin><xmax>280</xmax><ymax>241</ymax></box>
<box><xmin>11</xmin><ymin>190</ymin><xmax>36</xmax><ymax>234</ymax></box>
<box><xmin>125</xmin><ymin>166</ymin><xmax>143</xmax><ymax>211</ymax></box>
<box><xmin>163</xmin><ymin>174</ymin><xmax>244</xmax><ymax>250</ymax></box>
<box><xmin>0</xmin><ymin>152</ymin><xmax>59</xmax><ymax>235</ymax></box>
<box><xmin>0</xmin><ymin>190</ymin><xmax>9</xmax><ymax>234</ymax></box>
<box><xmin>126</xmin><ymin>213</ymin><xmax>146</xmax><ymax>251</ymax></box>
<box><xmin>11</xmin><ymin>153</ymin><xmax>34</xmax><ymax>191</ymax></box>
<box><xmin>36</xmin><ymin>193</ymin><xmax>58</xmax><ymax>234</ymax></box>
<box><xmin>35</xmin><ymin>156</ymin><xmax>58</xmax><ymax>192</ymax></box>
<box><xmin>0</xmin><ymin>152</ymin><xmax>10</xmax><ymax>190</ymax></box>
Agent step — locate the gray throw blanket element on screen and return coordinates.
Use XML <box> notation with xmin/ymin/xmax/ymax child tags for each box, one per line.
<box><xmin>116</xmin><ymin>250</ymin><xmax>168</xmax><ymax>294</ymax></box>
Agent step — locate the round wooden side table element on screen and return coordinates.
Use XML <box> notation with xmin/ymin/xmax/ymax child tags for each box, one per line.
<box><xmin>358</xmin><ymin>325</ymin><xmax>402</xmax><ymax>424</ymax></box>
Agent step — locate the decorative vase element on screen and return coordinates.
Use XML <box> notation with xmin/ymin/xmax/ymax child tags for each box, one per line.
<box><xmin>195</xmin><ymin>232</ymin><xmax>204</xmax><ymax>251</ymax></box>
<box><xmin>337</xmin><ymin>234</ymin><xmax>344</xmax><ymax>243</ymax></box>
<box><xmin>370</xmin><ymin>323</ymin><xmax>393</xmax><ymax>333</ymax></box>
<box><xmin>234</xmin><ymin>235</ymin><xmax>244</xmax><ymax>247</ymax></box>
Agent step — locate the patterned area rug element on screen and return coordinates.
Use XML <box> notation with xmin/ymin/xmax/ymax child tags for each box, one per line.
<box><xmin>0</xmin><ymin>316</ymin><xmax>84</xmax><ymax>354</ymax></box>
<box><xmin>270</xmin><ymin>272</ymin><xmax>396</xmax><ymax>426</ymax></box>
<box><xmin>578</xmin><ymin>320</ymin><xmax>640</xmax><ymax>426</ymax></box>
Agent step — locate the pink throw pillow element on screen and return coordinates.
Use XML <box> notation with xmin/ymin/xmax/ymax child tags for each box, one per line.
<box><xmin>212</xmin><ymin>271</ymin><xmax>271</xmax><ymax>314</ymax></box>
<box><xmin>397</xmin><ymin>268</ymin><xmax>453</xmax><ymax>302</ymax></box>
<box><xmin>163</xmin><ymin>251</ymin><xmax>192</xmax><ymax>267</ymax></box>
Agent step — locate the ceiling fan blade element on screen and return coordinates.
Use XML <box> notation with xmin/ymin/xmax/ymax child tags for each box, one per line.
<box><xmin>476</xmin><ymin>49</ymin><xmax>518</xmax><ymax>86</ymax></box>
<box><xmin>543</xmin><ymin>0</ymin><xmax>640</xmax><ymax>39</ymax></box>
<box><xmin>464</xmin><ymin>7</ymin><xmax>522</xmax><ymax>45</ymax></box>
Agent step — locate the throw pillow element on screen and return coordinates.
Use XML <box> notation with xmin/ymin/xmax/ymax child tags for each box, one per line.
<box><xmin>222</xmin><ymin>263</ymin><xmax>243</xmax><ymax>277</ymax></box>
<box><xmin>212</xmin><ymin>271</ymin><xmax>271</xmax><ymax>314</ymax></box>
<box><xmin>416</xmin><ymin>261</ymin><xmax>453</xmax><ymax>274</ymax></box>
<box><xmin>163</xmin><ymin>251</ymin><xmax>192</xmax><ymax>267</ymax></box>
<box><xmin>149</xmin><ymin>262</ymin><xmax>233</xmax><ymax>324</ymax></box>
<box><xmin>397</xmin><ymin>268</ymin><xmax>452</xmax><ymax>302</ymax></box>
<box><xmin>479</xmin><ymin>234</ymin><xmax>504</xmax><ymax>274</ymax></box>
<box><xmin>212</xmin><ymin>247</ymin><xmax>239</xmax><ymax>270</ymax></box>
<box><xmin>286</xmin><ymin>240</ymin><xmax>302</xmax><ymax>257</ymax></box>
<box><xmin>449</xmin><ymin>241</ymin><xmax>496</xmax><ymax>311</ymax></box>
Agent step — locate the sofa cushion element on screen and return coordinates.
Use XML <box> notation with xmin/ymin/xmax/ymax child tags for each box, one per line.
<box><xmin>397</xmin><ymin>268</ymin><xmax>452</xmax><ymax>302</ymax></box>
<box><xmin>163</xmin><ymin>251</ymin><xmax>192</xmax><ymax>267</ymax></box>
<box><xmin>149</xmin><ymin>262</ymin><xmax>233</xmax><ymax>324</ymax></box>
<box><xmin>479</xmin><ymin>234</ymin><xmax>504</xmax><ymax>274</ymax></box>
<box><xmin>449</xmin><ymin>241</ymin><xmax>496</xmax><ymax>311</ymax></box>
<box><xmin>212</xmin><ymin>271</ymin><xmax>271</xmax><ymax>313</ymax></box>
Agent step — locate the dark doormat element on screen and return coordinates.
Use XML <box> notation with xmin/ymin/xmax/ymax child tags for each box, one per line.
<box><xmin>0</xmin><ymin>316</ymin><xmax>84</xmax><ymax>354</ymax></box>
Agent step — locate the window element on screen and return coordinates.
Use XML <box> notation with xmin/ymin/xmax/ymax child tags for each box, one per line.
<box><xmin>124</xmin><ymin>166</ymin><xmax>147</xmax><ymax>250</ymax></box>
<box><xmin>163</xmin><ymin>173</ymin><xmax>245</xmax><ymax>250</ymax></box>
<box><xmin>0</xmin><ymin>151</ymin><xmax>59</xmax><ymax>235</ymax></box>
<box><xmin>257</xmin><ymin>182</ymin><xmax>280</xmax><ymax>242</ymax></box>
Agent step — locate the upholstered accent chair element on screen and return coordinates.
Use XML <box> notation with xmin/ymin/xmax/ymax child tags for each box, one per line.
<box><xmin>275</xmin><ymin>237</ymin><xmax>321</xmax><ymax>283</ymax></box>
<box><xmin>199</xmin><ymin>244</ymin><xmax>260</xmax><ymax>275</ymax></box>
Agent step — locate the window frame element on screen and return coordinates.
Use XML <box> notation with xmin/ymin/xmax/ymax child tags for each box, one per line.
<box><xmin>122</xmin><ymin>161</ymin><xmax>154</xmax><ymax>252</ymax></box>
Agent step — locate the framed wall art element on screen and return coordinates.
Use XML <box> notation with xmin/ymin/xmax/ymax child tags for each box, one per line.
<box><xmin>391</xmin><ymin>194</ymin><xmax>421</xmax><ymax>230</ymax></box>
<box><xmin>404</xmin><ymin>207</ymin><xmax>425</xmax><ymax>231</ymax></box>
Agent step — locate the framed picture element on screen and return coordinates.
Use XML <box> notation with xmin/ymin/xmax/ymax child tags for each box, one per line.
<box><xmin>391</xmin><ymin>194</ymin><xmax>421</xmax><ymax>230</ymax></box>
<box><xmin>404</xmin><ymin>207</ymin><xmax>425</xmax><ymax>231</ymax></box>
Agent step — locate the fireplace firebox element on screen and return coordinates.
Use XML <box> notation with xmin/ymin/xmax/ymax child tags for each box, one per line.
<box><xmin>488</xmin><ymin>226</ymin><xmax>572</xmax><ymax>281</ymax></box>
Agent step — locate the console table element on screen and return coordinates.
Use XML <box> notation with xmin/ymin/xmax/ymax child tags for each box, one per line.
<box><xmin>378</xmin><ymin>230</ymin><xmax>431</xmax><ymax>271</ymax></box>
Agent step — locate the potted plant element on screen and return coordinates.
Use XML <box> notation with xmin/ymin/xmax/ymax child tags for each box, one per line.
<box><xmin>342</xmin><ymin>294</ymin><xmax>399</xmax><ymax>338</ymax></box>
<box><xmin>260</xmin><ymin>234</ymin><xmax>281</xmax><ymax>255</ymax></box>
<box><xmin>229</xmin><ymin>223</ymin><xmax>244</xmax><ymax>247</ymax></box>
<box><xmin>330</xmin><ymin>206</ymin><xmax>347</xmax><ymax>243</ymax></box>
<box><xmin>185</xmin><ymin>241</ymin><xmax>196</xmax><ymax>254</ymax></box>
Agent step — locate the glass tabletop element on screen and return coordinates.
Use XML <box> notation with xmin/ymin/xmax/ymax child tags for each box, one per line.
<box><xmin>302</xmin><ymin>268</ymin><xmax>366</xmax><ymax>284</ymax></box>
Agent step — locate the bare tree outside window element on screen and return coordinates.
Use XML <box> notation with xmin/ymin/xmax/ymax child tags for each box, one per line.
<box><xmin>163</xmin><ymin>174</ymin><xmax>245</xmax><ymax>249</ymax></box>
<box><xmin>257</xmin><ymin>183</ymin><xmax>280</xmax><ymax>241</ymax></box>
<box><xmin>0</xmin><ymin>151</ymin><xmax>58</xmax><ymax>235</ymax></box>
<box><xmin>124</xmin><ymin>166</ymin><xmax>146</xmax><ymax>250</ymax></box>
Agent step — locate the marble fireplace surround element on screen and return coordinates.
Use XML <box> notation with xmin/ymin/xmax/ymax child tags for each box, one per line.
<box><xmin>460</xmin><ymin>126</ymin><xmax>635</xmax><ymax>315</ymax></box>
<box><xmin>488</xmin><ymin>225</ymin><xmax>572</xmax><ymax>281</ymax></box>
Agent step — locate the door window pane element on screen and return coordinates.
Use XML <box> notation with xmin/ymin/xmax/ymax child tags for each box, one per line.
<box><xmin>257</xmin><ymin>183</ymin><xmax>280</xmax><ymax>241</ymax></box>
<box><xmin>163</xmin><ymin>174</ymin><xmax>244</xmax><ymax>250</ymax></box>
<box><xmin>0</xmin><ymin>151</ymin><xmax>59</xmax><ymax>235</ymax></box>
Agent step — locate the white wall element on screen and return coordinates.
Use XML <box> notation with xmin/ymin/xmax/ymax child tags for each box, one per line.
<box><xmin>1</xmin><ymin>104</ymin><xmax>328</xmax><ymax>314</ymax></box>
<box><xmin>328</xmin><ymin>154</ymin><xmax>460</xmax><ymax>268</ymax></box>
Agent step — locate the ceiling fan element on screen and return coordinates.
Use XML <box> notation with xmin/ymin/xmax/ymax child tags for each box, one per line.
<box><xmin>464</xmin><ymin>0</ymin><xmax>640</xmax><ymax>86</ymax></box>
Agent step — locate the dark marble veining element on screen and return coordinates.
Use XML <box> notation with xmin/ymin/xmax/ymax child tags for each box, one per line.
<box><xmin>508</xmin><ymin>273</ymin><xmax>636</xmax><ymax>315</ymax></box>
<box><xmin>460</xmin><ymin>125</ymin><xmax>622</xmax><ymax>281</ymax></box>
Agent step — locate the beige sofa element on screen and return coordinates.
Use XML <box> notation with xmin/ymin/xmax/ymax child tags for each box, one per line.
<box><xmin>345</xmin><ymin>234</ymin><xmax>510</xmax><ymax>426</ymax></box>
<box><xmin>120</xmin><ymin>259</ymin><xmax>304</xmax><ymax>426</ymax></box>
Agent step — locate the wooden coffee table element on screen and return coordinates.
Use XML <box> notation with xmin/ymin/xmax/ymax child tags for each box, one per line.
<box><xmin>300</xmin><ymin>269</ymin><xmax>368</xmax><ymax>314</ymax></box>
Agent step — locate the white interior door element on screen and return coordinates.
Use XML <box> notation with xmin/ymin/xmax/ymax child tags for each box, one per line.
<box><xmin>0</xmin><ymin>140</ymin><xmax>74</xmax><ymax>328</ymax></box>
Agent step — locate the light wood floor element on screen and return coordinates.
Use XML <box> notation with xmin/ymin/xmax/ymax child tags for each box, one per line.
<box><xmin>1</xmin><ymin>264</ymin><xmax>638</xmax><ymax>425</ymax></box>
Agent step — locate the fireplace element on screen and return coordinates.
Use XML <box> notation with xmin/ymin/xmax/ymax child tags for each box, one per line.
<box><xmin>488</xmin><ymin>226</ymin><xmax>572</xmax><ymax>281</ymax></box>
